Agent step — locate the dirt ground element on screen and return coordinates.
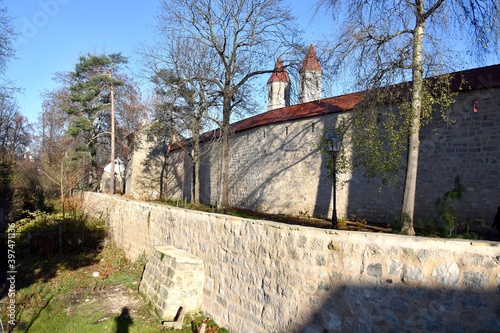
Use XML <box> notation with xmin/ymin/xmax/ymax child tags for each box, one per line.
<box><xmin>63</xmin><ymin>284</ymin><xmax>154</xmax><ymax>324</ymax></box>
<box><xmin>9</xmin><ymin>284</ymin><xmax>159</xmax><ymax>332</ymax></box>
<box><xmin>226</xmin><ymin>207</ymin><xmax>394</xmax><ymax>232</ymax></box>
<box><xmin>227</xmin><ymin>207</ymin><xmax>500</xmax><ymax>241</ymax></box>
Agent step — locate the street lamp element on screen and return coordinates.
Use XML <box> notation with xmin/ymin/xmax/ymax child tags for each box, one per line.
<box><xmin>326</xmin><ymin>133</ymin><xmax>342</xmax><ymax>229</ymax></box>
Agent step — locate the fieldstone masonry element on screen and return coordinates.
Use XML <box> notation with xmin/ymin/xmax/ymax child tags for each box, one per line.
<box><xmin>155</xmin><ymin>83</ymin><xmax>500</xmax><ymax>226</ymax></box>
<box><xmin>84</xmin><ymin>193</ymin><xmax>500</xmax><ymax>333</ymax></box>
<box><xmin>139</xmin><ymin>246</ymin><xmax>204</xmax><ymax>321</ymax></box>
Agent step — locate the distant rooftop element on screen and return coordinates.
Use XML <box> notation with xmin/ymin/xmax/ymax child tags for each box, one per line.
<box><xmin>267</xmin><ymin>57</ymin><xmax>290</xmax><ymax>84</ymax></box>
<box><xmin>230</xmin><ymin>63</ymin><xmax>500</xmax><ymax>134</ymax></box>
<box><xmin>179</xmin><ymin>63</ymin><xmax>500</xmax><ymax>146</ymax></box>
<box><xmin>300</xmin><ymin>44</ymin><xmax>322</xmax><ymax>72</ymax></box>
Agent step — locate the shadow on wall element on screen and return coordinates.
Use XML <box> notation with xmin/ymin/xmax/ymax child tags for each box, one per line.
<box><xmin>136</xmin><ymin>138</ymin><xmax>190</xmax><ymax>201</ymax></box>
<box><xmin>135</xmin><ymin>141</ymin><xmax>167</xmax><ymax>199</ymax></box>
<box><xmin>313</xmin><ymin>125</ymin><xmax>335</xmax><ymax>219</ymax></box>
<box><xmin>291</xmin><ymin>281</ymin><xmax>499</xmax><ymax>333</ymax></box>
<box><xmin>220</xmin><ymin>120</ymin><xmax>336</xmax><ymax>217</ymax></box>
<box><xmin>168</xmin><ymin>149</ymin><xmax>192</xmax><ymax>202</ymax></box>
<box><xmin>345</xmin><ymin>166</ymin><xmax>405</xmax><ymax>223</ymax></box>
<box><xmin>199</xmin><ymin>142</ymin><xmax>217</xmax><ymax>205</ymax></box>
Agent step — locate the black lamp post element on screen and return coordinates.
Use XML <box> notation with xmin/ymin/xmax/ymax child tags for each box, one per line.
<box><xmin>326</xmin><ymin>133</ymin><xmax>342</xmax><ymax>229</ymax></box>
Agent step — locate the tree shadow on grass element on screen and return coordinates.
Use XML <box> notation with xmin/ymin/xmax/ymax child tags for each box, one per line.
<box><xmin>0</xmin><ymin>226</ymin><xmax>106</xmax><ymax>300</ymax></box>
<box><xmin>0</xmin><ymin>242</ymin><xmax>104</xmax><ymax>333</ymax></box>
<box><xmin>15</xmin><ymin>251</ymin><xmax>101</xmax><ymax>289</ymax></box>
<box><xmin>20</xmin><ymin>295</ymin><xmax>53</xmax><ymax>333</ymax></box>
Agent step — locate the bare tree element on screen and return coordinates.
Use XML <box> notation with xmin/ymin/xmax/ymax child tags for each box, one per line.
<box><xmin>0</xmin><ymin>96</ymin><xmax>31</xmax><ymax>161</ymax></box>
<box><xmin>35</xmin><ymin>88</ymin><xmax>85</xmax><ymax>216</ymax></box>
<box><xmin>0</xmin><ymin>2</ymin><xmax>21</xmax><ymax>159</ymax></box>
<box><xmin>157</xmin><ymin>0</ymin><xmax>300</xmax><ymax>208</ymax></box>
<box><xmin>113</xmin><ymin>73</ymin><xmax>147</xmax><ymax>194</ymax></box>
<box><xmin>145</xmin><ymin>98</ymin><xmax>177</xmax><ymax>200</ymax></box>
<box><xmin>37</xmin><ymin>88</ymin><xmax>71</xmax><ymax>164</ymax></box>
<box><xmin>142</xmin><ymin>33</ymin><xmax>220</xmax><ymax>203</ymax></box>
<box><xmin>319</xmin><ymin>0</ymin><xmax>499</xmax><ymax>234</ymax></box>
<box><xmin>0</xmin><ymin>2</ymin><xmax>14</xmax><ymax>81</ymax></box>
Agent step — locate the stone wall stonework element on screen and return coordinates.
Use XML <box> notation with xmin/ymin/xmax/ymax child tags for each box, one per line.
<box><xmin>139</xmin><ymin>246</ymin><xmax>204</xmax><ymax>320</ymax></box>
<box><xmin>157</xmin><ymin>86</ymin><xmax>500</xmax><ymax>225</ymax></box>
<box><xmin>84</xmin><ymin>192</ymin><xmax>500</xmax><ymax>333</ymax></box>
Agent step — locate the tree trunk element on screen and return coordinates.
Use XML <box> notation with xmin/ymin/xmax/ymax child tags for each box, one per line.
<box><xmin>164</xmin><ymin>108</ymin><xmax>177</xmax><ymax>201</ymax></box>
<box><xmin>160</xmin><ymin>148</ymin><xmax>167</xmax><ymax>199</ymax></box>
<box><xmin>401</xmin><ymin>12</ymin><xmax>425</xmax><ymax>236</ymax></box>
<box><xmin>60</xmin><ymin>155</ymin><xmax>65</xmax><ymax>218</ymax></box>
<box><xmin>109</xmin><ymin>76</ymin><xmax>116</xmax><ymax>195</ymax></box>
<box><xmin>219</xmin><ymin>95</ymin><xmax>232</xmax><ymax>209</ymax></box>
<box><xmin>192</xmin><ymin>129</ymin><xmax>200</xmax><ymax>204</ymax></box>
<box><xmin>89</xmin><ymin>141</ymin><xmax>99</xmax><ymax>190</ymax></box>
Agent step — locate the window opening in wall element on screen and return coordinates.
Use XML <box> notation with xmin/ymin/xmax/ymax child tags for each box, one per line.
<box><xmin>472</xmin><ymin>100</ymin><xmax>478</xmax><ymax>113</ymax></box>
<box><xmin>263</xmin><ymin>130</ymin><xmax>266</xmax><ymax>138</ymax></box>
<box><xmin>312</xmin><ymin>123</ymin><xmax>315</xmax><ymax>133</ymax></box>
<box><xmin>286</xmin><ymin>126</ymin><xmax>289</xmax><ymax>135</ymax></box>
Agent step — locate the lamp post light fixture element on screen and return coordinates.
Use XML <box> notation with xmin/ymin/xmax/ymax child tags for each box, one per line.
<box><xmin>326</xmin><ymin>133</ymin><xmax>342</xmax><ymax>229</ymax></box>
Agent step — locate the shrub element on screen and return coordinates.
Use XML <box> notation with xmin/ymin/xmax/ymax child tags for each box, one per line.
<box><xmin>15</xmin><ymin>209</ymin><xmax>106</xmax><ymax>255</ymax></box>
<box><xmin>414</xmin><ymin>218</ymin><xmax>438</xmax><ymax>237</ymax></box>
<box><xmin>435</xmin><ymin>176</ymin><xmax>464</xmax><ymax>238</ymax></box>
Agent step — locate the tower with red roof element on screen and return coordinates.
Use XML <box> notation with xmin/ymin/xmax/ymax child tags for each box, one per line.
<box><xmin>299</xmin><ymin>44</ymin><xmax>322</xmax><ymax>103</ymax></box>
<box><xmin>267</xmin><ymin>57</ymin><xmax>290</xmax><ymax>111</ymax></box>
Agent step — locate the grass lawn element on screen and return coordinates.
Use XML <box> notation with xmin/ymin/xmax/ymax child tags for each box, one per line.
<box><xmin>7</xmin><ymin>243</ymin><xmax>228</xmax><ymax>333</ymax></box>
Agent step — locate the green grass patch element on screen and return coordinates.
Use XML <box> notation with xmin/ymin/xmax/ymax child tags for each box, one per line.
<box><xmin>11</xmin><ymin>242</ymin><xmax>228</xmax><ymax>332</ymax></box>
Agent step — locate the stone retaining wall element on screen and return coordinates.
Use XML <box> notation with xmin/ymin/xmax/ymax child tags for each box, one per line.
<box><xmin>84</xmin><ymin>192</ymin><xmax>500</xmax><ymax>333</ymax></box>
<box><xmin>139</xmin><ymin>246</ymin><xmax>204</xmax><ymax>320</ymax></box>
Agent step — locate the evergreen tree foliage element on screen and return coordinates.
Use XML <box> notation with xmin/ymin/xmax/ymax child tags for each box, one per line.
<box><xmin>65</xmin><ymin>53</ymin><xmax>127</xmax><ymax>190</ymax></box>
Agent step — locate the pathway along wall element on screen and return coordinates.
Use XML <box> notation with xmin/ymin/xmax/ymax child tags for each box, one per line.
<box><xmin>84</xmin><ymin>192</ymin><xmax>500</xmax><ymax>333</ymax></box>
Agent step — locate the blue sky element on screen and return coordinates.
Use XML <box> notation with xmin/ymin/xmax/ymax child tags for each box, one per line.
<box><xmin>4</xmin><ymin>1</ymin><xmax>498</xmax><ymax>124</ymax></box>
<box><xmin>5</xmin><ymin>0</ymin><xmax>331</xmax><ymax>123</ymax></box>
<box><xmin>5</xmin><ymin>0</ymin><xmax>158</xmax><ymax>121</ymax></box>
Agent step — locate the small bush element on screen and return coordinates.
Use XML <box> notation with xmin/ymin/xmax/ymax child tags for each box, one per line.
<box><xmin>435</xmin><ymin>176</ymin><xmax>464</xmax><ymax>237</ymax></box>
<box><xmin>414</xmin><ymin>218</ymin><xmax>438</xmax><ymax>237</ymax></box>
<box><xmin>337</xmin><ymin>217</ymin><xmax>348</xmax><ymax>228</ymax></box>
<box><xmin>388</xmin><ymin>215</ymin><xmax>402</xmax><ymax>231</ymax></box>
<box><xmin>15</xmin><ymin>209</ymin><xmax>106</xmax><ymax>255</ymax></box>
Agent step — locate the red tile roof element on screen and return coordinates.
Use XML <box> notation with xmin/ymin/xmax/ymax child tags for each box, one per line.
<box><xmin>193</xmin><ymin>64</ymin><xmax>500</xmax><ymax>144</ymax></box>
<box><xmin>231</xmin><ymin>93</ymin><xmax>363</xmax><ymax>133</ymax></box>
<box><xmin>300</xmin><ymin>44</ymin><xmax>322</xmax><ymax>72</ymax></box>
<box><xmin>231</xmin><ymin>63</ymin><xmax>500</xmax><ymax>134</ymax></box>
<box><xmin>267</xmin><ymin>57</ymin><xmax>290</xmax><ymax>83</ymax></box>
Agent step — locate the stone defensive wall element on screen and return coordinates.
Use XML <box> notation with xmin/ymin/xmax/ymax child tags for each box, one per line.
<box><xmin>159</xmin><ymin>79</ymin><xmax>500</xmax><ymax>225</ymax></box>
<box><xmin>83</xmin><ymin>192</ymin><xmax>500</xmax><ymax>333</ymax></box>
